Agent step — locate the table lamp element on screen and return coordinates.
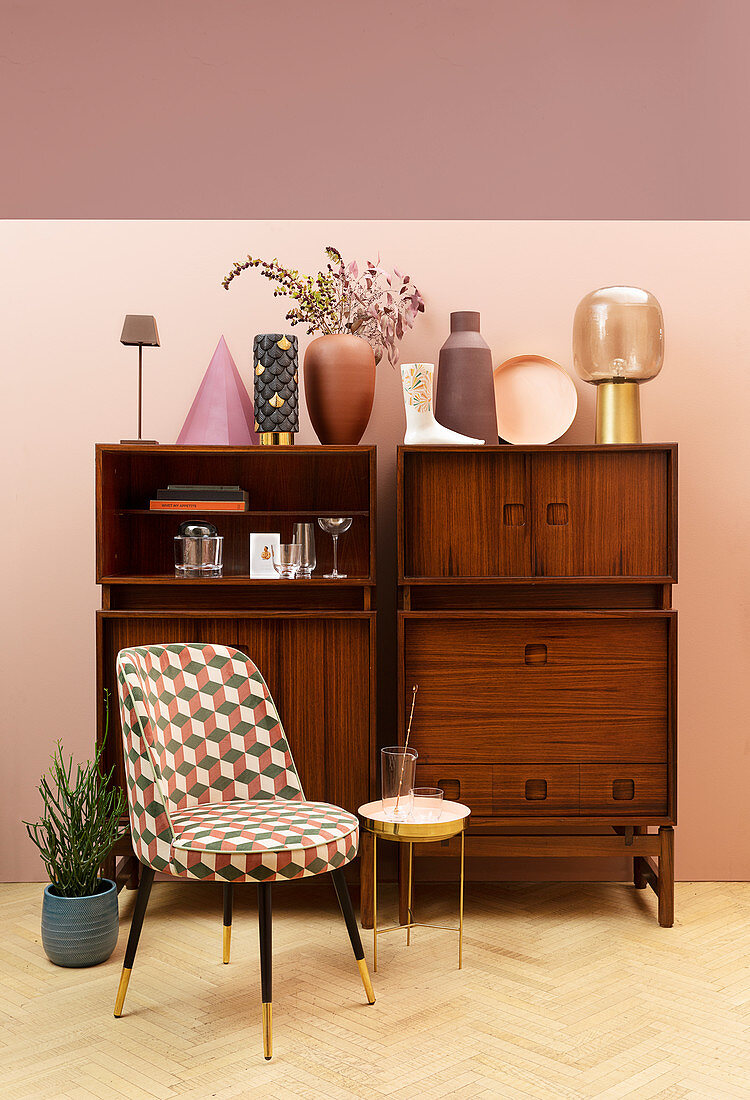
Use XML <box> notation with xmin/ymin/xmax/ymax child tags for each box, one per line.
<box><xmin>120</xmin><ymin>314</ymin><xmax>160</xmax><ymax>444</ymax></box>
<box><xmin>572</xmin><ymin>287</ymin><xmax>663</xmax><ymax>443</ymax></box>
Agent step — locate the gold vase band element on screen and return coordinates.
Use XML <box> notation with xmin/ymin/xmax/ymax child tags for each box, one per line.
<box><xmin>259</xmin><ymin>432</ymin><xmax>294</xmax><ymax>446</ymax></box>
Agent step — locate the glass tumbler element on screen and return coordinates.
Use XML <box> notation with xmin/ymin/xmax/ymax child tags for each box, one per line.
<box><xmin>411</xmin><ymin>787</ymin><xmax>444</xmax><ymax>822</ymax></box>
<box><xmin>271</xmin><ymin>543</ymin><xmax>301</xmax><ymax>579</ymax></box>
<box><xmin>293</xmin><ymin>522</ymin><xmax>316</xmax><ymax>577</ymax></box>
<box><xmin>381</xmin><ymin>746</ymin><xmax>418</xmax><ymax>821</ymax></box>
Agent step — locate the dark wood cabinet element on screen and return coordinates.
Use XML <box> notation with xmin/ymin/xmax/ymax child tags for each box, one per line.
<box><xmin>96</xmin><ymin>445</ymin><xmax>376</xmax><ymax>902</ymax></box>
<box><xmin>395</xmin><ymin>444</ymin><xmax>677</xmax><ymax>927</ymax></box>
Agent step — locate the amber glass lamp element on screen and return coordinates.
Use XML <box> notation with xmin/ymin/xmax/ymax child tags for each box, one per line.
<box><xmin>572</xmin><ymin>286</ymin><xmax>664</xmax><ymax>444</ymax></box>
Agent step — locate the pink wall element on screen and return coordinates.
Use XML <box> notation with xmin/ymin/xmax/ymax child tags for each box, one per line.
<box><xmin>3</xmin><ymin>1</ymin><xmax>750</xmax><ymax>219</ymax></box>
<box><xmin>2</xmin><ymin>219</ymin><xmax>749</xmax><ymax>882</ymax></box>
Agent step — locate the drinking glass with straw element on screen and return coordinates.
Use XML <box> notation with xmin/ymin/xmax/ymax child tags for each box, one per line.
<box><xmin>381</xmin><ymin>685</ymin><xmax>419</xmax><ymax>822</ymax></box>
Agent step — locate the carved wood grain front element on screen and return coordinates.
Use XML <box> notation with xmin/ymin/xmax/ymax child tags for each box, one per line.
<box><xmin>402</xmin><ymin>612</ymin><xmax>672</xmax><ymax>764</ymax></box>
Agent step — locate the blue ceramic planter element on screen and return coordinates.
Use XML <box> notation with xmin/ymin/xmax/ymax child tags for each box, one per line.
<box><xmin>41</xmin><ymin>878</ymin><xmax>118</xmax><ymax>967</ymax></box>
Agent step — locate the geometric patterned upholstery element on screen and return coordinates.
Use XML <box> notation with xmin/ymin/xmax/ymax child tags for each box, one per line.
<box><xmin>115</xmin><ymin>643</ymin><xmax>358</xmax><ymax>883</ymax></box>
<box><xmin>170</xmin><ymin>800</ymin><xmax>358</xmax><ymax>882</ymax></box>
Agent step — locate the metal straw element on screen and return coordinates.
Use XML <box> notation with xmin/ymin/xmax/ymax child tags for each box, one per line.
<box><xmin>394</xmin><ymin>684</ymin><xmax>419</xmax><ymax>815</ymax></box>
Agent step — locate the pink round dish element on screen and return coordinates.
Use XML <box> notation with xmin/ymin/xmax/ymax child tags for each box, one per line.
<box><xmin>493</xmin><ymin>354</ymin><xmax>578</xmax><ymax>444</ymax></box>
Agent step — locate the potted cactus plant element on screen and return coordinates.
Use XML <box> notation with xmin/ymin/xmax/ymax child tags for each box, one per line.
<box><xmin>24</xmin><ymin>695</ymin><xmax>125</xmax><ymax>967</ymax></box>
<box><xmin>223</xmin><ymin>245</ymin><xmax>424</xmax><ymax>444</ymax></box>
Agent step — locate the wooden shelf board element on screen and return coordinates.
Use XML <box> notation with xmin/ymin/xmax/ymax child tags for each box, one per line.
<box><xmin>97</xmin><ymin>443</ymin><xmax>376</xmax><ymax>454</ymax></box>
<box><xmin>98</xmin><ymin>609</ymin><xmax>375</xmax><ymax>619</ymax></box>
<box><xmin>400</xmin><ymin>575</ymin><xmax>675</xmax><ymax>585</ymax></box>
<box><xmin>398</xmin><ymin>443</ymin><xmax>678</xmax><ymax>453</ymax></box>
<box><xmin>117</xmin><ymin>509</ymin><xmax>370</xmax><ymax>517</ymax></box>
<box><xmin>100</xmin><ymin>574</ymin><xmax>373</xmax><ymax>586</ymax></box>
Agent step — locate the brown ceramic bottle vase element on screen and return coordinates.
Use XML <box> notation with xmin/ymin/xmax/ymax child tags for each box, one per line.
<box><xmin>303</xmin><ymin>334</ymin><xmax>376</xmax><ymax>444</ymax></box>
<box><xmin>434</xmin><ymin>311</ymin><xmax>498</xmax><ymax>444</ymax></box>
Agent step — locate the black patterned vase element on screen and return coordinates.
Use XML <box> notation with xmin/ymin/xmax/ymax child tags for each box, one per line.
<box><xmin>253</xmin><ymin>333</ymin><xmax>299</xmax><ymax>445</ymax></box>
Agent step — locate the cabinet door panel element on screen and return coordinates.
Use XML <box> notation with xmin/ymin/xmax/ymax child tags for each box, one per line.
<box><xmin>530</xmin><ymin>450</ymin><xmax>669</xmax><ymax>578</ymax></box>
<box><xmin>100</xmin><ymin>613</ymin><xmax>373</xmax><ymax>817</ymax></box>
<box><xmin>402</xmin><ymin>451</ymin><xmax>530</xmax><ymax>578</ymax></box>
<box><xmin>493</xmin><ymin>764</ymin><xmax>580</xmax><ymax>815</ymax></box>
<box><xmin>402</xmin><ymin>613</ymin><xmax>671</xmax><ymax>763</ymax></box>
<box><xmin>580</xmin><ymin>764</ymin><xmax>667</xmax><ymax>815</ymax></box>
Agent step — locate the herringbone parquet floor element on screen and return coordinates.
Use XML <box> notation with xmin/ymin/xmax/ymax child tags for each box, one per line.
<box><xmin>1</xmin><ymin>881</ymin><xmax>749</xmax><ymax>1099</ymax></box>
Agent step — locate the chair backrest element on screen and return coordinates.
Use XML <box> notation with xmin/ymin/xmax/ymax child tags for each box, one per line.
<box><xmin>116</xmin><ymin>644</ymin><xmax>304</xmax><ymax>868</ymax></box>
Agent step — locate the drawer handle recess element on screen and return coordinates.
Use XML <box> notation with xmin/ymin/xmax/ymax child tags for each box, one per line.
<box><xmin>547</xmin><ymin>502</ymin><xmax>569</xmax><ymax>525</ymax></box>
<box><xmin>525</xmin><ymin>779</ymin><xmax>548</xmax><ymax>801</ymax></box>
<box><xmin>503</xmin><ymin>503</ymin><xmax>526</xmax><ymax>526</ymax></box>
<box><xmin>612</xmin><ymin>779</ymin><xmax>635</xmax><ymax>800</ymax></box>
<box><xmin>438</xmin><ymin>779</ymin><xmax>461</xmax><ymax>800</ymax></box>
<box><xmin>525</xmin><ymin>644</ymin><xmax>547</xmax><ymax>666</ymax></box>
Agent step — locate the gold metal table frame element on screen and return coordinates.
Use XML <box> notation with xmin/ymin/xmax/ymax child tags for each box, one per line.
<box><xmin>358</xmin><ymin>800</ymin><xmax>471</xmax><ymax>971</ymax></box>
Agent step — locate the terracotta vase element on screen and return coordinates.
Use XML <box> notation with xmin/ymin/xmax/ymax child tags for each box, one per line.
<box><xmin>434</xmin><ymin>311</ymin><xmax>498</xmax><ymax>444</ymax></box>
<box><xmin>303</xmin><ymin>334</ymin><xmax>376</xmax><ymax>445</ymax></box>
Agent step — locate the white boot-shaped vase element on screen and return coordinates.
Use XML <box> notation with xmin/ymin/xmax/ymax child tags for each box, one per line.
<box><xmin>401</xmin><ymin>362</ymin><xmax>484</xmax><ymax>445</ymax></box>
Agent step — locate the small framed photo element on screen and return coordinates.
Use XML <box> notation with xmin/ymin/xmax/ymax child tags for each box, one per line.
<box><xmin>249</xmin><ymin>532</ymin><xmax>280</xmax><ymax>578</ymax></box>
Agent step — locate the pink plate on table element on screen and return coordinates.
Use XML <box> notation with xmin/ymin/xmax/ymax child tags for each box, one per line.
<box><xmin>493</xmin><ymin>354</ymin><xmax>578</xmax><ymax>444</ymax></box>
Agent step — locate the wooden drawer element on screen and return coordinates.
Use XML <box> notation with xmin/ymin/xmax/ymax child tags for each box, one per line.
<box><xmin>580</xmin><ymin>764</ymin><xmax>668</xmax><ymax>815</ymax></box>
<box><xmin>415</xmin><ymin>765</ymin><xmax>493</xmax><ymax>815</ymax></box>
<box><xmin>493</xmin><ymin>764</ymin><xmax>579</xmax><ymax>816</ymax></box>
<box><xmin>402</xmin><ymin>612</ymin><xmax>672</xmax><ymax>764</ymax></box>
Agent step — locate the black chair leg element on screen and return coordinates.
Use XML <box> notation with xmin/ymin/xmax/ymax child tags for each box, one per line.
<box><xmin>223</xmin><ymin>882</ymin><xmax>233</xmax><ymax>963</ymax></box>
<box><xmin>114</xmin><ymin>863</ymin><xmax>155</xmax><ymax>1017</ymax></box>
<box><xmin>331</xmin><ymin>867</ymin><xmax>375</xmax><ymax>1005</ymax></box>
<box><xmin>258</xmin><ymin>882</ymin><xmax>273</xmax><ymax>1059</ymax></box>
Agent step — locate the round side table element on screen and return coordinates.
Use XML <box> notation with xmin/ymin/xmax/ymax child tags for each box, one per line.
<box><xmin>358</xmin><ymin>800</ymin><xmax>471</xmax><ymax>971</ymax></box>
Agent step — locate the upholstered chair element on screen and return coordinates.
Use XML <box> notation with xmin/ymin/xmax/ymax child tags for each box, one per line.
<box><xmin>114</xmin><ymin>643</ymin><xmax>374</xmax><ymax>1059</ymax></box>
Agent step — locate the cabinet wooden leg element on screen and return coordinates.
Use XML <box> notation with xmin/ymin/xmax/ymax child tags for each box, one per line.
<box><xmin>658</xmin><ymin>826</ymin><xmax>674</xmax><ymax>927</ymax></box>
<box><xmin>359</xmin><ymin>832</ymin><xmax>374</xmax><ymax>929</ymax></box>
<box><xmin>398</xmin><ymin>845</ymin><xmax>410</xmax><ymax>925</ymax></box>
<box><xmin>633</xmin><ymin>826</ymin><xmax>648</xmax><ymax>889</ymax></box>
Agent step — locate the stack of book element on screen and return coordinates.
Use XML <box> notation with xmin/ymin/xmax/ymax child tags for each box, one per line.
<box><xmin>149</xmin><ymin>485</ymin><xmax>249</xmax><ymax>512</ymax></box>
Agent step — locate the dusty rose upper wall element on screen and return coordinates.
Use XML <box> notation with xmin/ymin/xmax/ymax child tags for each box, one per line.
<box><xmin>2</xmin><ymin>1</ymin><xmax>750</xmax><ymax>218</ymax></box>
<box><xmin>2</xmin><ymin>219</ymin><xmax>749</xmax><ymax>882</ymax></box>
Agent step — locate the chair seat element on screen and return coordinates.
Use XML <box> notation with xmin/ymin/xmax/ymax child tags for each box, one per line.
<box><xmin>168</xmin><ymin>799</ymin><xmax>359</xmax><ymax>883</ymax></box>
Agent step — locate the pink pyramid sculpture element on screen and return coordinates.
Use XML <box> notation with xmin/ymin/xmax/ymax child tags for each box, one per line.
<box><xmin>177</xmin><ymin>336</ymin><xmax>259</xmax><ymax>444</ymax></box>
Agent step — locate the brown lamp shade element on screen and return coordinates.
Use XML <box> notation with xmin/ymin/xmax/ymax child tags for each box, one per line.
<box><xmin>120</xmin><ymin>315</ymin><xmax>160</xmax><ymax>347</ymax></box>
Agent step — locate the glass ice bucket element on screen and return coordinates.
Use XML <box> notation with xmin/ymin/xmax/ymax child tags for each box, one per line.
<box><xmin>174</xmin><ymin>521</ymin><xmax>223</xmax><ymax>578</ymax></box>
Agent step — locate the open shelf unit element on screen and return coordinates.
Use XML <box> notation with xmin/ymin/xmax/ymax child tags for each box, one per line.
<box><xmin>96</xmin><ymin>444</ymin><xmax>377</xmax><ymax>903</ymax></box>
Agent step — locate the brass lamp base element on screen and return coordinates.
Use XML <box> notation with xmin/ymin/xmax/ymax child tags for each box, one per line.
<box><xmin>595</xmin><ymin>381</ymin><xmax>642</xmax><ymax>444</ymax></box>
<box><xmin>259</xmin><ymin>432</ymin><xmax>294</xmax><ymax>446</ymax></box>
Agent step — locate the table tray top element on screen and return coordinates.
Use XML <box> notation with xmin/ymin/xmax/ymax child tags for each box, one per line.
<box><xmin>358</xmin><ymin>800</ymin><xmax>470</xmax><ymax>842</ymax></box>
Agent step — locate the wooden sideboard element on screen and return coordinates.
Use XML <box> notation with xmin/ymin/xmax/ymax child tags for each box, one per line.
<box><xmin>96</xmin><ymin>444</ymin><xmax>376</xmax><ymax>908</ymax></box>
<box><xmin>395</xmin><ymin>444</ymin><xmax>677</xmax><ymax>927</ymax></box>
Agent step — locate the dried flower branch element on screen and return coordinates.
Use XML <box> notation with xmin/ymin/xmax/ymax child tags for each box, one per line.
<box><xmin>222</xmin><ymin>245</ymin><xmax>424</xmax><ymax>366</ymax></box>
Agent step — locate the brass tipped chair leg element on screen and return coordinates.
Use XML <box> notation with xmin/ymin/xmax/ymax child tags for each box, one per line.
<box><xmin>331</xmin><ymin>868</ymin><xmax>376</xmax><ymax>1004</ymax></box>
<box><xmin>258</xmin><ymin>883</ymin><xmax>273</xmax><ymax>1059</ymax></box>
<box><xmin>114</xmin><ymin>863</ymin><xmax>155</xmax><ymax>1017</ymax></box>
<box><xmin>114</xmin><ymin>968</ymin><xmax>132</xmax><ymax>1017</ymax></box>
<box><xmin>262</xmin><ymin>1002</ymin><xmax>272</xmax><ymax>1060</ymax></box>
<box><xmin>357</xmin><ymin>957</ymin><xmax>376</xmax><ymax>1004</ymax></box>
<box><xmin>222</xmin><ymin>882</ymin><xmax>233</xmax><ymax>963</ymax></box>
